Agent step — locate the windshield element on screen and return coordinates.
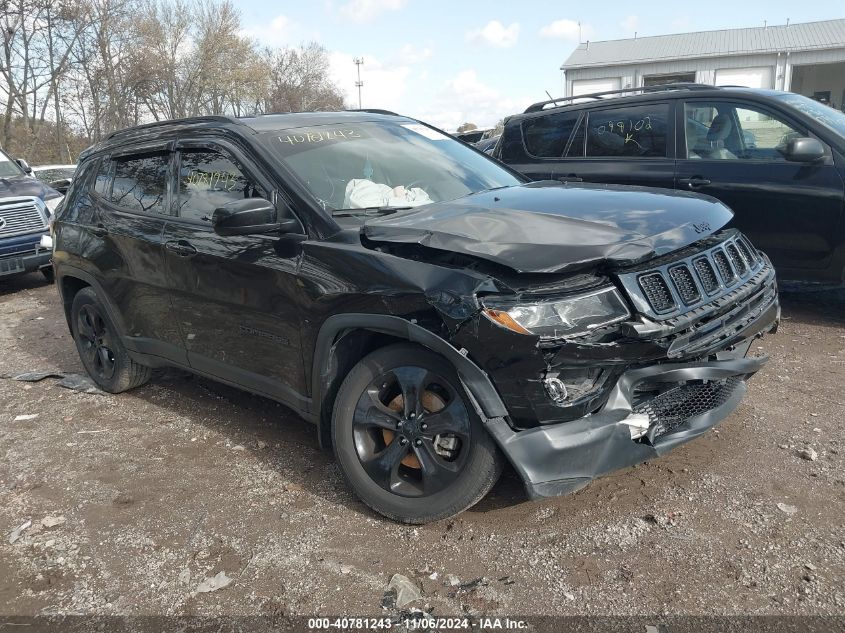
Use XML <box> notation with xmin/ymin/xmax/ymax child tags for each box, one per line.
<box><xmin>776</xmin><ymin>93</ymin><xmax>845</xmax><ymax>138</ymax></box>
<box><xmin>263</xmin><ymin>121</ymin><xmax>521</xmax><ymax>215</ymax></box>
<box><xmin>0</xmin><ymin>150</ymin><xmax>24</xmax><ymax>178</ymax></box>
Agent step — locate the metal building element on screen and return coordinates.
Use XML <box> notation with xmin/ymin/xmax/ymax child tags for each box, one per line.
<box><xmin>561</xmin><ymin>19</ymin><xmax>845</xmax><ymax>109</ymax></box>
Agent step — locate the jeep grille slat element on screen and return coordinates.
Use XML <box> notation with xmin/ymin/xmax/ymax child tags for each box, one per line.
<box><xmin>726</xmin><ymin>243</ymin><xmax>748</xmax><ymax>276</ymax></box>
<box><xmin>712</xmin><ymin>249</ymin><xmax>736</xmax><ymax>286</ymax></box>
<box><xmin>638</xmin><ymin>272</ymin><xmax>676</xmax><ymax>313</ymax></box>
<box><xmin>668</xmin><ymin>265</ymin><xmax>700</xmax><ymax>305</ymax></box>
<box><xmin>693</xmin><ymin>257</ymin><xmax>720</xmax><ymax>294</ymax></box>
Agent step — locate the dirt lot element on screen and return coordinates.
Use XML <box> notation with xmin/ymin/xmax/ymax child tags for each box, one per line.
<box><xmin>1</xmin><ymin>273</ymin><xmax>844</xmax><ymax>620</ymax></box>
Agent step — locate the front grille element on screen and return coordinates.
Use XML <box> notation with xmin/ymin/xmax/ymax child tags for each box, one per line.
<box><xmin>638</xmin><ymin>273</ymin><xmax>675</xmax><ymax>312</ymax></box>
<box><xmin>668</xmin><ymin>265</ymin><xmax>700</xmax><ymax>305</ymax></box>
<box><xmin>633</xmin><ymin>376</ymin><xmax>742</xmax><ymax>438</ymax></box>
<box><xmin>0</xmin><ymin>199</ymin><xmax>47</xmax><ymax>237</ymax></box>
<box><xmin>693</xmin><ymin>257</ymin><xmax>720</xmax><ymax>294</ymax></box>
<box><xmin>617</xmin><ymin>231</ymin><xmax>769</xmax><ymax>322</ymax></box>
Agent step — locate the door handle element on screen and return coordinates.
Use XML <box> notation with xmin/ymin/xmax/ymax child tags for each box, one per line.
<box><xmin>678</xmin><ymin>177</ymin><xmax>712</xmax><ymax>189</ymax></box>
<box><xmin>165</xmin><ymin>240</ymin><xmax>198</xmax><ymax>257</ymax></box>
<box><xmin>90</xmin><ymin>224</ymin><xmax>108</xmax><ymax>237</ymax></box>
<box><xmin>558</xmin><ymin>174</ymin><xmax>583</xmax><ymax>183</ymax></box>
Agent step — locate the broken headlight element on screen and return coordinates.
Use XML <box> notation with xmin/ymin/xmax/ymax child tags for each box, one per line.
<box><xmin>483</xmin><ymin>286</ymin><xmax>630</xmax><ymax>339</ymax></box>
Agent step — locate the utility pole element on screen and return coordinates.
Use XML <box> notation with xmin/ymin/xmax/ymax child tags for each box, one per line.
<box><xmin>353</xmin><ymin>57</ymin><xmax>364</xmax><ymax>109</ymax></box>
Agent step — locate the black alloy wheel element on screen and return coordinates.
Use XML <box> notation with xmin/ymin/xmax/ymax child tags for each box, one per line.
<box><xmin>70</xmin><ymin>287</ymin><xmax>151</xmax><ymax>393</ymax></box>
<box><xmin>76</xmin><ymin>303</ymin><xmax>117</xmax><ymax>381</ymax></box>
<box><xmin>352</xmin><ymin>365</ymin><xmax>471</xmax><ymax>497</ymax></box>
<box><xmin>332</xmin><ymin>343</ymin><xmax>504</xmax><ymax>523</ymax></box>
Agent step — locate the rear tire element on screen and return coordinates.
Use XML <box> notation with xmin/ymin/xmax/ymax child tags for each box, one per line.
<box><xmin>332</xmin><ymin>343</ymin><xmax>504</xmax><ymax>523</ymax></box>
<box><xmin>70</xmin><ymin>287</ymin><xmax>151</xmax><ymax>393</ymax></box>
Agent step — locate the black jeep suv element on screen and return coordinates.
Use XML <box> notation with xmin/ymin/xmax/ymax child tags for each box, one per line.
<box><xmin>52</xmin><ymin>112</ymin><xmax>779</xmax><ymax>523</ymax></box>
<box><xmin>494</xmin><ymin>84</ymin><xmax>845</xmax><ymax>284</ymax></box>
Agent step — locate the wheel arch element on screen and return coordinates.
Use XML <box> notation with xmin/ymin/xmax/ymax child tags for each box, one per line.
<box><xmin>311</xmin><ymin>313</ymin><xmax>508</xmax><ymax>451</ymax></box>
<box><xmin>57</xmin><ymin>266</ymin><xmax>128</xmax><ymax>338</ymax></box>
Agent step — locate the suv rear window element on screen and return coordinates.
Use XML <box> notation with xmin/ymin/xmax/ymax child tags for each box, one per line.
<box><xmin>521</xmin><ymin>112</ymin><xmax>580</xmax><ymax>158</ymax></box>
<box><xmin>586</xmin><ymin>104</ymin><xmax>670</xmax><ymax>158</ymax></box>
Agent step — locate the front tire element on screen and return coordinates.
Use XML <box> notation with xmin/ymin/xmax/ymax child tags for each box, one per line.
<box><xmin>332</xmin><ymin>343</ymin><xmax>504</xmax><ymax>523</ymax></box>
<box><xmin>70</xmin><ymin>287</ymin><xmax>151</xmax><ymax>393</ymax></box>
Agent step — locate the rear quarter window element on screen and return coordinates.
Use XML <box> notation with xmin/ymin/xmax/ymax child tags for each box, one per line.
<box><xmin>586</xmin><ymin>103</ymin><xmax>670</xmax><ymax>158</ymax></box>
<box><xmin>521</xmin><ymin>111</ymin><xmax>580</xmax><ymax>158</ymax></box>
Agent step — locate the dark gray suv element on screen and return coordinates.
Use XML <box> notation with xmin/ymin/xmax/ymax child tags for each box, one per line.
<box><xmin>495</xmin><ymin>84</ymin><xmax>845</xmax><ymax>283</ymax></box>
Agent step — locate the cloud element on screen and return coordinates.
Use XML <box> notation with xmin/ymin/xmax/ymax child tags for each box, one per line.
<box><xmin>242</xmin><ymin>15</ymin><xmax>293</xmax><ymax>47</ymax></box>
<box><xmin>466</xmin><ymin>20</ymin><xmax>520</xmax><ymax>48</ymax></box>
<box><xmin>539</xmin><ymin>19</ymin><xmax>592</xmax><ymax>42</ymax></box>
<box><xmin>413</xmin><ymin>68</ymin><xmax>533</xmax><ymax>132</ymax></box>
<box><xmin>328</xmin><ymin>52</ymin><xmax>412</xmax><ymax>111</ymax></box>
<box><xmin>392</xmin><ymin>44</ymin><xmax>433</xmax><ymax>65</ymax></box>
<box><xmin>339</xmin><ymin>0</ymin><xmax>406</xmax><ymax>24</ymax></box>
<box><xmin>620</xmin><ymin>15</ymin><xmax>639</xmax><ymax>35</ymax></box>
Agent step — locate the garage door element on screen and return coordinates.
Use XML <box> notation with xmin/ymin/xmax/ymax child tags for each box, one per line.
<box><xmin>714</xmin><ymin>67</ymin><xmax>774</xmax><ymax>89</ymax></box>
<box><xmin>572</xmin><ymin>77</ymin><xmax>621</xmax><ymax>96</ymax></box>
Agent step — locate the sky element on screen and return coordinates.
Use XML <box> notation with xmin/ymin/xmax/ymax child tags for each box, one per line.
<box><xmin>238</xmin><ymin>1</ymin><xmax>844</xmax><ymax>132</ymax></box>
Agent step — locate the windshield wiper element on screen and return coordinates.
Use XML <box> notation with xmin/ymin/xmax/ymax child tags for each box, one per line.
<box><xmin>331</xmin><ymin>206</ymin><xmax>413</xmax><ymax>217</ymax></box>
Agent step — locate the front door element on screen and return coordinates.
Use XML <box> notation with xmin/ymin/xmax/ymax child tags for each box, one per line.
<box><xmin>676</xmin><ymin>99</ymin><xmax>845</xmax><ymax>275</ymax></box>
<box><xmin>161</xmin><ymin>141</ymin><xmax>308</xmax><ymax>408</ymax></box>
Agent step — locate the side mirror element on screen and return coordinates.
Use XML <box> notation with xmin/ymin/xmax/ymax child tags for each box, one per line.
<box><xmin>211</xmin><ymin>198</ymin><xmax>299</xmax><ymax>237</ymax></box>
<box><xmin>783</xmin><ymin>137</ymin><xmax>825</xmax><ymax>163</ymax></box>
<box><xmin>14</xmin><ymin>158</ymin><xmax>32</xmax><ymax>174</ymax></box>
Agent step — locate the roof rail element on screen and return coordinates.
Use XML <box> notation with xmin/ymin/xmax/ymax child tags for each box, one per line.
<box><xmin>524</xmin><ymin>83</ymin><xmax>717</xmax><ymax>113</ymax></box>
<box><xmin>345</xmin><ymin>108</ymin><xmax>400</xmax><ymax>116</ymax></box>
<box><xmin>104</xmin><ymin>115</ymin><xmax>237</xmax><ymax>141</ymax></box>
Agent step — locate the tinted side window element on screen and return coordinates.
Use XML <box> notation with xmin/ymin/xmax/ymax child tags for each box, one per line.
<box><xmin>57</xmin><ymin>159</ymin><xmax>97</xmax><ymax>223</ymax></box>
<box><xmin>565</xmin><ymin>118</ymin><xmax>586</xmax><ymax>157</ymax></box>
<box><xmin>684</xmin><ymin>101</ymin><xmax>805</xmax><ymax>161</ymax></box>
<box><xmin>586</xmin><ymin>104</ymin><xmax>670</xmax><ymax>158</ymax></box>
<box><xmin>110</xmin><ymin>153</ymin><xmax>170</xmax><ymax>214</ymax></box>
<box><xmin>176</xmin><ymin>148</ymin><xmax>267</xmax><ymax>222</ymax></box>
<box><xmin>94</xmin><ymin>158</ymin><xmax>112</xmax><ymax>197</ymax></box>
<box><xmin>521</xmin><ymin>112</ymin><xmax>579</xmax><ymax>157</ymax></box>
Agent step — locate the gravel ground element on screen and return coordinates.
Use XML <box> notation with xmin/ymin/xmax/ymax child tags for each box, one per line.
<box><xmin>1</xmin><ymin>273</ymin><xmax>844</xmax><ymax>620</ymax></box>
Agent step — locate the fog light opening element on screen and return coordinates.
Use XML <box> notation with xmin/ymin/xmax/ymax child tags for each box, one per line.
<box><xmin>543</xmin><ymin>376</ymin><xmax>569</xmax><ymax>403</ymax></box>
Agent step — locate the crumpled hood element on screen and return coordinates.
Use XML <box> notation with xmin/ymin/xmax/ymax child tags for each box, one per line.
<box><xmin>362</xmin><ymin>182</ymin><xmax>733</xmax><ymax>273</ymax></box>
<box><xmin>0</xmin><ymin>175</ymin><xmax>59</xmax><ymax>201</ymax></box>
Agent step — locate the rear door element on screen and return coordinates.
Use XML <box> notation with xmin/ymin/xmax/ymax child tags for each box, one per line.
<box><xmin>564</xmin><ymin>101</ymin><xmax>677</xmax><ymax>189</ymax></box>
<box><xmin>498</xmin><ymin>110</ymin><xmax>583</xmax><ymax>181</ymax></box>
<box><xmin>676</xmin><ymin>99</ymin><xmax>845</xmax><ymax>274</ymax></box>
<box><xmin>88</xmin><ymin>146</ymin><xmax>185</xmax><ymax>363</ymax></box>
<box><xmin>161</xmin><ymin>138</ymin><xmax>309</xmax><ymax>408</ymax></box>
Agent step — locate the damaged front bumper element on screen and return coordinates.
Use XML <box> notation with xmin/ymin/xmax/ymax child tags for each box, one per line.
<box><xmin>483</xmin><ymin>353</ymin><xmax>768</xmax><ymax>499</ymax></box>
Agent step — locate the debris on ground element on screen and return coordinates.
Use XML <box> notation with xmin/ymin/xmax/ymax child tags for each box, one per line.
<box><xmin>4</xmin><ymin>370</ymin><xmax>104</xmax><ymax>395</ymax></box>
<box><xmin>797</xmin><ymin>447</ymin><xmax>818</xmax><ymax>461</ymax></box>
<box><xmin>777</xmin><ymin>503</ymin><xmax>798</xmax><ymax>515</ymax></box>
<box><xmin>178</xmin><ymin>568</ymin><xmax>191</xmax><ymax>586</ymax></box>
<box><xmin>8</xmin><ymin>520</ymin><xmax>31</xmax><ymax>544</ymax></box>
<box><xmin>383</xmin><ymin>574</ymin><xmax>422</xmax><ymax>609</ymax></box>
<box><xmin>41</xmin><ymin>515</ymin><xmax>66</xmax><ymax>529</ymax></box>
<box><xmin>192</xmin><ymin>571</ymin><xmax>232</xmax><ymax>595</ymax></box>
<box><xmin>13</xmin><ymin>414</ymin><xmax>38</xmax><ymax>421</ymax></box>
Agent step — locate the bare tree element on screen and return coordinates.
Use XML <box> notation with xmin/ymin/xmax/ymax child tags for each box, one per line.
<box><xmin>262</xmin><ymin>42</ymin><xmax>345</xmax><ymax>113</ymax></box>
